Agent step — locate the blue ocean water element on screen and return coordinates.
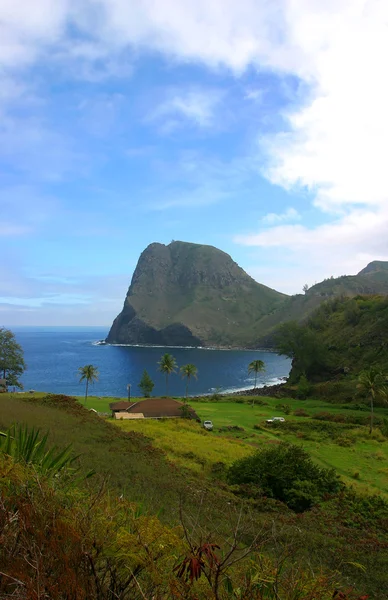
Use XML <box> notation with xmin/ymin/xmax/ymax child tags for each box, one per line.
<box><xmin>12</xmin><ymin>327</ymin><xmax>291</xmax><ymax>398</ymax></box>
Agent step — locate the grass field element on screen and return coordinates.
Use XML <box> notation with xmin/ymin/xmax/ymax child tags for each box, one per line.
<box><xmin>5</xmin><ymin>392</ymin><xmax>388</xmax><ymax>499</ymax></box>
<box><xmin>114</xmin><ymin>395</ymin><xmax>388</xmax><ymax>496</ymax></box>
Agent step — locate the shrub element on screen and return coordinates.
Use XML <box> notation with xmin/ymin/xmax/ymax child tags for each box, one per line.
<box><xmin>227</xmin><ymin>443</ymin><xmax>343</xmax><ymax>512</ymax></box>
<box><xmin>294</xmin><ymin>408</ymin><xmax>310</xmax><ymax>417</ymax></box>
<box><xmin>296</xmin><ymin>374</ymin><xmax>311</xmax><ymax>399</ymax></box>
<box><xmin>380</xmin><ymin>418</ymin><xmax>388</xmax><ymax>438</ymax></box>
<box><xmin>275</xmin><ymin>403</ymin><xmax>291</xmax><ymax>414</ymax></box>
<box><xmin>138</xmin><ymin>369</ymin><xmax>155</xmax><ymax>397</ymax></box>
<box><xmin>336</xmin><ymin>436</ymin><xmax>354</xmax><ymax>447</ymax></box>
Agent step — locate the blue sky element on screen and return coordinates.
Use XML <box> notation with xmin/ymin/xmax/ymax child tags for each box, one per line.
<box><xmin>1</xmin><ymin>1</ymin><xmax>388</xmax><ymax>326</ymax></box>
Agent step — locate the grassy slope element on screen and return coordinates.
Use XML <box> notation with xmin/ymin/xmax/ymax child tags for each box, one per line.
<box><xmin>2</xmin><ymin>391</ymin><xmax>388</xmax><ymax>597</ymax></box>
<box><xmin>0</xmin><ymin>393</ymin><xmax>225</xmax><ymax>521</ymax></box>
<box><xmin>113</xmin><ymin>396</ymin><xmax>388</xmax><ymax>496</ymax></box>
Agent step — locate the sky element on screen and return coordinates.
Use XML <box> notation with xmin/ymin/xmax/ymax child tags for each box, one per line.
<box><xmin>1</xmin><ymin>0</ymin><xmax>388</xmax><ymax>326</ymax></box>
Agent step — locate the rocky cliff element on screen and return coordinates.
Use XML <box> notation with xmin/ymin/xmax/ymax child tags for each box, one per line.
<box><xmin>106</xmin><ymin>241</ymin><xmax>287</xmax><ymax>347</ymax></box>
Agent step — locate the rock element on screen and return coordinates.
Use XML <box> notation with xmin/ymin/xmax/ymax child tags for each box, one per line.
<box><xmin>106</xmin><ymin>241</ymin><xmax>286</xmax><ymax>347</ymax></box>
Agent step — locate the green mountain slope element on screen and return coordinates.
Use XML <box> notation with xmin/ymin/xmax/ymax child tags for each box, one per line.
<box><xmin>107</xmin><ymin>241</ymin><xmax>287</xmax><ymax>347</ymax></box>
<box><xmin>287</xmin><ymin>295</ymin><xmax>388</xmax><ymax>382</ymax></box>
<box><xmin>306</xmin><ymin>261</ymin><xmax>388</xmax><ymax>297</ymax></box>
<box><xmin>255</xmin><ymin>261</ymin><xmax>388</xmax><ymax>345</ymax></box>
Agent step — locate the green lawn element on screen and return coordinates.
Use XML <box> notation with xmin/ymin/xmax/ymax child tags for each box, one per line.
<box><xmin>113</xmin><ymin>396</ymin><xmax>388</xmax><ymax>496</ymax></box>
<box><xmin>11</xmin><ymin>391</ymin><xmax>388</xmax><ymax>496</ymax></box>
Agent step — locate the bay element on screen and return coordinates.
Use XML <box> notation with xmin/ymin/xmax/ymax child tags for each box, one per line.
<box><xmin>12</xmin><ymin>327</ymin><xmax>291</xmax><ymax>398</ymax></box>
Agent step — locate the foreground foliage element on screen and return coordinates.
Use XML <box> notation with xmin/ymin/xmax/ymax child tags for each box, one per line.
<box><xmin>1</xmin><ymin>392</ymin><xmax>386</xmax><ymax>597</ymax></box>
<box><xmin>0</xmin><ymin>453</ymin><xmax>365</xmax><ymax>600</ymax></box>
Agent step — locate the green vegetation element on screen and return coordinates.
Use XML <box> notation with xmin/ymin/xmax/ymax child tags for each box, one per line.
<box><xmin>305</xmin><ymin>295</ymin><xmax>388</xmax><ymax>376</ymax></box>
<box><xmin>78</xmin><ymin>364</ymin><xmax>99</xmax><ymax>404</ymax></box>
<box><xmin>1</xmin><ymin>391</ymin><xmax>387</xmax><ymax>597</ymax></box>
<box><xmin>247</xmin><ymin>359</ymin><xmax>265</xmax><ymax>390</ymax></box>
<box><xmin>1</xmin><ymin>449</ymin><xmax>354</xmax><ymax>600</ymax></box>
<box><xmin>180</xmin><ymin>363</ymin><xmax>198</xmax><ymax>399</ymax></box>
<box><xmin>158</xmin><ymin>353</ymin><xmax>177</xmax><ymax>396</ymax></box>
<box><xmin>357</xmin><ymin>367</ymin><xmax>387</xmax><ymax>433</ymax></box>
<box><xmin>274</xmin><ymin>320</ymin><xmax>328</xmax><ymax>382</ymax></box>
<box><xmin>138</xmin><ymin>369</ymin><xmax>155</xmax><ymax>397</ymax></box>
<box><xmin>228</xmin><ymin>443</ymin><xmax>342</xmax><ymax>512</ymax></box>
<box><xmin>0</xmin><ymin>423</ymin><xmax>77</xmax><ymax>477</ymax></box>
<box><xmin>0</xmin><ymin>326</ymin><xmax>26</xmax><ymax>389</ymax></box>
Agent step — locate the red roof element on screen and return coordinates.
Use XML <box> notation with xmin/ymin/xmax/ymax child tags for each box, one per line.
<box><xmin>127</xmin><ymin>398</ymin><xmax>198</xmax><ymax>418</ymax></box>
<box><xmin>109</xmin><ymin>401</ymin><xmax>133</xmax><ymax>411</ymax></box>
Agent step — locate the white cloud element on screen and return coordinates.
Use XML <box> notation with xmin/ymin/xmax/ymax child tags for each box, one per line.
<box><xmin>235</xmin><ymin>205</ymin><xmax>388</xmax><ymax>292</ymax></box>
<box><xmin>261</xmin><ymin>207</ymin><xmax>300</xmax><ymax>225</ymax></box>
<box><xmin>1</xmin><ymin>0</ymin><xmax>388</xmax><ymax>293</ymax></box>
<box><xmin>151</xmin><ymin>88</ymin><xmax>224</xmax><ymax>129</ymax></box>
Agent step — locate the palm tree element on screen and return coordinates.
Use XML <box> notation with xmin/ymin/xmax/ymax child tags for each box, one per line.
<box><xmin>248</xmin><ymin>360</ymin><xmax>266</xmax><ymax>389</ymax></box>
<box><xmin>158</xmin><ymin>353</ymin><xmax>177</xmax><ymax>396</ymax></box>
<box><xmin>180</xmin><ymin>364</ymin><xmax>198</xmax><ymax>400</ymax></box>
<box><xmin>357</xmin><ymin>367</ymin><xmax>387</xmax><ymax>434</ymax></box>
<box><xmin>78</xmin><ymin>364</ymin><xmax>99</xmax><ymax>405</ymax></box>
<box><xmin>248</xmin><ymin>359</ymin><xmax>266</xmax><ymax>406</ymax></box>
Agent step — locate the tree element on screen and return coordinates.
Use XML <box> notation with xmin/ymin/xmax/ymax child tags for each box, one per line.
<box><xmin>357</xmin><ymin>367</ymin><xmax>387</xmax><ymax>434</ymax></box>
<box><xmin>138</xmin><ymin>369</ymin><xmax>154</xmax><ymax>397</ymax></box>
<box><xmin>247</xmin><ymin>360</ymin><xmax>265</xmax><ymax>389</ymax></box>
<box><xmin>180</xmin><ymin>364</ymin><xmax>198</xmax><ymax>400</ymax></box>
<box><xmin>158</xmin><ymin>353</ymin><xmax>177</xmax><ymax>396</ymax></box>
<box><xmin>227</xmin><ymin>443</ymin><xmax>342</xmax><ymax>512</ymax></box>
<box><xmin>0</xmin><ymin>327</ymin><xmax>26</xmax><ymax>389</ymax></box>
<box><xmin>302</xmin><ymin>283</ymin><xmax>309</xmax><ymax>294</ymax></box>
<box><xmin>78</xmin><ymin>365</ymin><xmax>99</xmax><ymax>404</ymax></box>
<box><xmin>274</xmin><ymin>321</ymin><xmax>328</xmax><ymax>382</ymax></box>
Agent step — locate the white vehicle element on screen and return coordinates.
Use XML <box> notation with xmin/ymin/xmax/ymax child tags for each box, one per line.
<box><xmin>266</xmin><ymin>417</ymin><xmax>285</xmax><ymax>424</ymax></box>
<box><xmin>203</xmin><ymin>420</ymin><xmax>213</xmax><ymax>431</ymax></box>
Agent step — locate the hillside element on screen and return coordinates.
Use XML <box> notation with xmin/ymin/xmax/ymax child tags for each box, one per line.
<box><xmin>306</xmin><ymin>260</ymin><xmax>388</xmax><ymax>298</ymax></box>
<box><xmin>254</xmin><ymin>260</ymin><xmax>388</xmax><ymax>345</ymax></box>
<box><xmin>106</xmin><ymin>241</ymin><xmax>286</xmax><ymax>347</ymax></box>
<box><xmin>286</xmin><ymin>294</ymin><xmax>388</xmax><ymax>383</ymax></box>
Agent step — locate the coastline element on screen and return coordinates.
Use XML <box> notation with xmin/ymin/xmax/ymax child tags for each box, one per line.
<box><xmin>96</xmin><ymin>340</ymin><xmax>276</xmax><ymax>352</ymax></box>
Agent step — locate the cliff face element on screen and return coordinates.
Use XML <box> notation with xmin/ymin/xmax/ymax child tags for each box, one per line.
<box><xmin>106</xmin><ymin>241</ymin><xmax>287</xmax><ymax>347</ymax></box>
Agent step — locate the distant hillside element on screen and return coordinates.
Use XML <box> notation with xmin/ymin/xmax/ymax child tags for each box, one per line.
<box><xmin>306</xmin><ymin>261</ymin><xmax>388</xmax><ymax>298</ymax></box>
<box><xmin>255</xmin><ymin>261</ymin><xmax>388</xmax><ymax>345</ymax></box>
<box><xmin>106</xmin><ymin>241</ymin><xmax>287</xmax><ymax>347</ymax></box>
<box><xmin>288</xmin><ymin>295</ymin><xmax>388</xmax><ymax>381</ymax></box>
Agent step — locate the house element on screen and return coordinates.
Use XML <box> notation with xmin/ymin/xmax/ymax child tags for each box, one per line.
<box><xmin>0</xmin><ymin>379</ymin><xmax>7</xmax><ymax>393</ymax></box>
<box><xmin>110</xmin><ymin>398</ymin><xmax>199</xmax><ymax>420</ymax></box>
<box><xmin>109</xmin><ymin>400</ymin><xmax>134</xmax><ymax>418</ymax></box>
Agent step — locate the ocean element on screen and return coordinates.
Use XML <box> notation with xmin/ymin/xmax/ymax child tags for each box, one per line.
<box><xmin>12</xmin><ymin>327</ymin><xmax>291</xmax><ymax>398</ymax></box>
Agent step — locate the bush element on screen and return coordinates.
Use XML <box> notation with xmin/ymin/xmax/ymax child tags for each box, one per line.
<box><xmin>138</xmin><ymin>370</ymin><xmax>154</xmax><ymax>397</ymax></box>
<box><xmin>296</xmin><ymin>374</ymin><xmax>311</xmax><ymax>399</ymax></box>
<box><xmin>227</xmin><ymin>443</ymin><xmax>343</xmax><ymax>512</ymax></box>
<box><xmin>275</xmin><ymin>403</ymin><xmax>291</xmax><ymax>415</ymax></box>
<box><xmin>294</xmin><ymin>408</ymin><xmax>310</xmax><ymax>417</ymax></box>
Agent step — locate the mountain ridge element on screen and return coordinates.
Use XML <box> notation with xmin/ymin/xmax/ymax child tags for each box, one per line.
<box><xmin>106</xmin><ymin>241</ymin><xmax>286</xmax><ymax>347</ymax></box>
<box><xmin>107</xmin><ymin>244</ymin><xmax>388</xmax><ymax>348</ymax></box>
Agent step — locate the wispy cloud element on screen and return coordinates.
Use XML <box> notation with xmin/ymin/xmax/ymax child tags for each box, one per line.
<box><xmin>261</xmin><ymin>207</ymin><xmax>300</xmax><ymax>225</ymax></box>
<box><xmin>150</xmin><ymin>87</ymin><xmax>224</xmax><ymax>130</ymax></box>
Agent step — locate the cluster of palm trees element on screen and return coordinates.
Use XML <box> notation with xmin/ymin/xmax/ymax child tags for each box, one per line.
<box><xmin>78</xmin><ymin>357</ymin><xmax>267</xmax><ymax>403</ymax></box>
<box><xmin>158</xmin><ymin>354</ymin><xmax>197</xmax><ymax>399</ymax></box>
